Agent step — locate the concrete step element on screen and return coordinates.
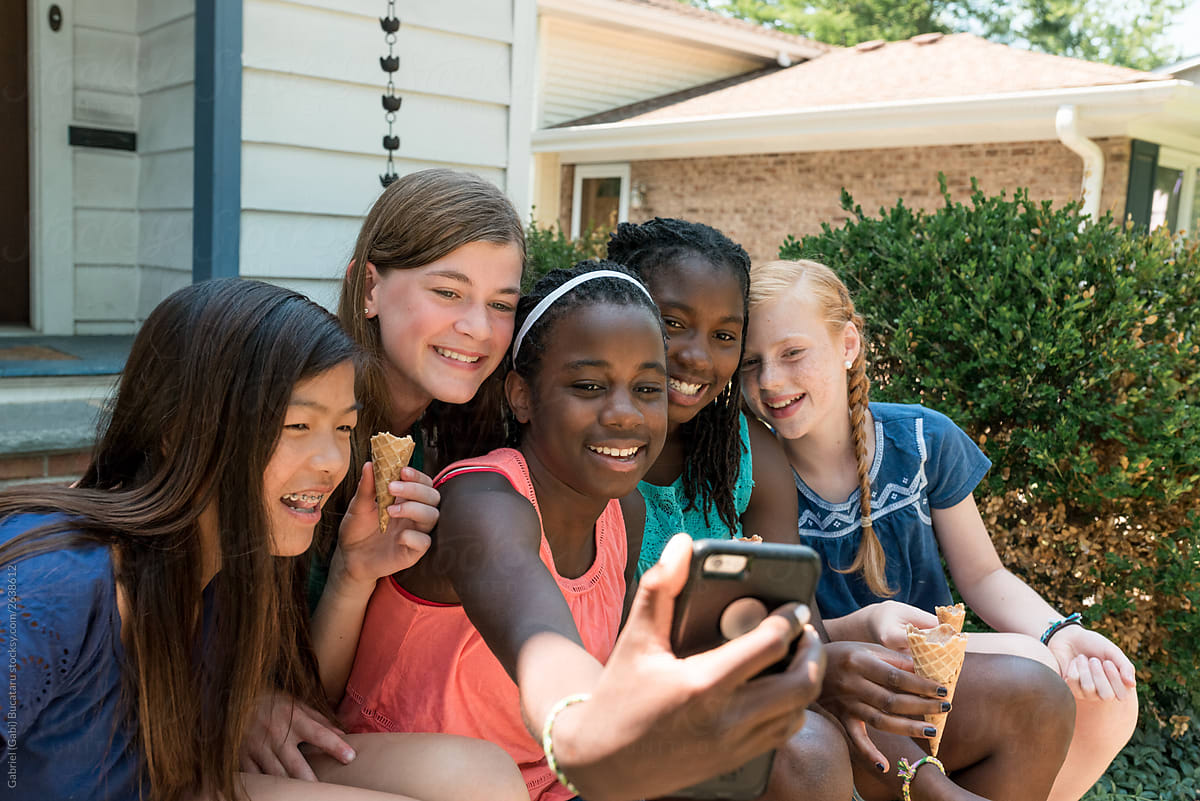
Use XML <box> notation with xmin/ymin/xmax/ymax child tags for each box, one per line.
<box><xmin>0</xmin><ymin>335</ymin><xmax>127</xmax><ymax>484</ymax></box>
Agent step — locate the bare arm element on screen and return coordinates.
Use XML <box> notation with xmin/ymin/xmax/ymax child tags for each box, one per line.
<box><xmin>618</xmin><ymin>491</ymin><xmax>647</xmax><ymax>627</ymax></box>
<box><xmin>741</xmin><ymin>416</ymin><xmax>800</xmax><ymax>545</ymax></box>
<box><xmin>936</xmin><ymin>494</ymin><xmax>1135</xmax><ymax>697</ymax></box>
<box><xmin>936</xmin><ymin>494</ymin><xmax>1058</xmax><ymax>637</ymax></box>
<box><xmin>433</xmin><ymin>473</ymin><xmax>602</xmax><ymax>729</ymax></box>
<box><xmin>425</xmin><ymin>475</ymin><xmax>829</xmax><ymax>801</ymax></box>
<box><xmin>310</xmin><ymin>463</ymin><xmax>436</xmax><ymax>703</ymax></box>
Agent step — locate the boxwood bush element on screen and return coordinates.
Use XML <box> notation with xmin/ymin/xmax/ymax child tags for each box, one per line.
<box><xmin>780</xmin><ymin>177</ymin><xmax>1200</xmax><ymax>798</ymax></box>
<box><xmin>524</xmin><ymin>216</ymin><xmax>609</xmax><ymax>291</ymax></box>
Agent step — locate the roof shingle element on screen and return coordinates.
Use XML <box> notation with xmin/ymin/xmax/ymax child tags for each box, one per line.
<box><xmin>564</xmin><ymin>33</ymin><xmax>1167</xmax><ymax>126</ymax></box>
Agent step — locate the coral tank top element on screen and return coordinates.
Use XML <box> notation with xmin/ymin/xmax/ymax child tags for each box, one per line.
<box><xmin>338</xmin><ymin>448</ymin><xmax>628</xmax><ymax>801</ymax></box>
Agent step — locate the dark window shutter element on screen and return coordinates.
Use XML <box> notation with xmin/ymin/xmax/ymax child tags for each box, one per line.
<box><xmin>1124</xmin><ymin>140</ymin><xmax>1160</xmax><ymax>230</ymax></box>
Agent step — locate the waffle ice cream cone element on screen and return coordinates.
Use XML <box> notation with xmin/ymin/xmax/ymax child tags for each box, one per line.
<box><xmin>936</xmin><ymin>603</ymin><xmax>966</xmax><ymax>633</ymax></box>
<box><xmin>370</xmin><ymin>432</ymin><xmax>415</xmax><ymax>534</ymax></box>
<box><xmin>906</xmin><ymin>622</ymin><xmax>968</xmax><ymax>757</ymax></box>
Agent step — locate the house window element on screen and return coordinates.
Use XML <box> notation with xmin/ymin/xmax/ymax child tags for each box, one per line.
<box><xmin>1150</xmin><ymin>150</ymin><xmax>1200</xmax><ymax>238</ymax></box>
<box><xmin>571</xmin><ymin>163</ymin><xmax>630</xmax><ymax>239</ymax></box>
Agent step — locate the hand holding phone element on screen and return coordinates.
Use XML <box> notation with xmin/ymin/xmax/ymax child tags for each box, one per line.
<box><xmin>668</xmin><ymin>538</ymin><xmax>821</xmax><ymax>799</ymax></box>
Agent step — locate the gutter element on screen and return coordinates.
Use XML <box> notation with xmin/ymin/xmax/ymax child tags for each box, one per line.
<box><xmin>1055</xmin><ymin>105</ymin><xmax>1104</xmax><ymax>220</ymax></box>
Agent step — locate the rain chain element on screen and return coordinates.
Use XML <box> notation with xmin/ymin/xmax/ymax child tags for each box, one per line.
<box><xmin>379</xmin><ymin>2</ymin><xmax>401</xmax><ymax>187</ymax></box>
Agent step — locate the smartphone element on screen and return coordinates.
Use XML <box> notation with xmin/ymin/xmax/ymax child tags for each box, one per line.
<box><xmin>668</xmin><ymin>538</ymin><xmax>821</xmax><ymax>800</ymax></box>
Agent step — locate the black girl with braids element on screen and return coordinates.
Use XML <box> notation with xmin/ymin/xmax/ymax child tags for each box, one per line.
<box><xmin>335</xmin><ymin>260</ymin><xmax>833</xmax><ymax>801</ymax></box>
<box><xmin>606</xmin><ymin>217</ymin><xmax>802</xmax><ymax>575</ymax></box>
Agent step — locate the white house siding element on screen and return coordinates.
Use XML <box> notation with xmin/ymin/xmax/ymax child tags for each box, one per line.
<box><xmin>536</xmin><ymin>14</ymin><xmax>762</xmax><ymax>128</ymax></box>
<box><xmin>239</xmin><ymin>0</ymin><xmax>524</xmax><ymax>310</ymax></box>
<box><xmin>136</xmin><ymin>0</ymin><xmax>194</xmax><ymax>321</ymax></box>
<box><xmin>72</xmin><ymin>0</ymin><xmax>140</xmax><ymax>333</ymax></box>
<box><xmin>67</xmin><ymin>0</ymin><xmax>193</xmax><ymax>334</ymax></box>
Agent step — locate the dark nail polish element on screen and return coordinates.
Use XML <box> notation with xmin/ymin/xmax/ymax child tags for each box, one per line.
<box><xmin>924</xmin><ymin>726</ymin><xmax>938</xmax><ymax>737</ymax></box>
<box><xmin>875</xmin><ymin>761</ymin><xmax>887</xmax><ymax>773</ymax></box>
<box><xmin>936</xmin><ymin>686</ymin><xmax>949</xmax><ymax>697</ymax></box>
<box><xmin>941</xmin><ymin>701</ymin><xmax>952</xmax><ymax>712</ymax></box>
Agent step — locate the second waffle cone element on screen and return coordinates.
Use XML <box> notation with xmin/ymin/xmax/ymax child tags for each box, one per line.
<box><xmin>906</xmin><ymin>621</ymin><xmax>968</xmax><ymax>756</ymax></box>
<box><xmin>370</xmin><ymin>432</ymin><xmax>415</xmax><ymax>534</ymax></box>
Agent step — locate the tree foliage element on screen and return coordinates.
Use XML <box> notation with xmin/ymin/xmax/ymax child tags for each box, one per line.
<box><xmin>684</xmin><ymin>0</ymin><xmax>1183</xmax><ymax>71</ymax></box>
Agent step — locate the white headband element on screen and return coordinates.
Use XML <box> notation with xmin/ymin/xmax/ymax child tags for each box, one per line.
<box><xmin>512</xmin><ymin>269</ymin><xmax>654</xmax><ymax>361</ymax></box>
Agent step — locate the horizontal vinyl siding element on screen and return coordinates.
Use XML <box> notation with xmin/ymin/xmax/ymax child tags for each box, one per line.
<box><xmin>273</xmin><ymin>0</ymin><xmax>515</xmax><ymax>44</ymax></box>
<box><xmin>538</xmin><ymin>15</ymin><xmax>762</xmax><ymax>127</ymax></box>
<box><xmin>239</xmin><ymin>211</ymin><xmax>362</xmax><ymax>281</ymax></box>
<box><xmin>72</xmin><ymin>6</ymin><xmax>139</xmax><ymax>333</ymax></box>
<box><xmin>240</xmin><ymin>0</ymin><xmax>516</xmax><ymax>307</ymax></box>
<box><xmin>241</xmin><ymin>143</ymin><xmax>505</xmax><ymax>218</ymax></box>
<box><xmin>136</xmin><ymin>5</ymin><xmax>193</xmax><ymax>324</ymax></box>
<box><xmin>243</xmin><ymin>0</ymin><xmax>511</xmax><ymax>105</ymax></box>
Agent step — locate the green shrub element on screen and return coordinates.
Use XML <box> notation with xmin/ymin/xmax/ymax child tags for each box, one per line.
<box><xmin>1086</xmin><ymin>694</ymin><xmax>1200</xmax><ymax>800</ymax></box>
<box><xmin>524</xmin><ymin>216</ymin><xmax>610</xmax><ymax>291</ymax></box>
<box><xmin>779</xmin><ymin>179</ymin><xmax>1200</xmax><ymax>756</ymax></box>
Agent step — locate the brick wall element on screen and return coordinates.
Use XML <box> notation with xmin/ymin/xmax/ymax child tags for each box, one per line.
<box><xmin>564</xmin><ymin>138</ymin><xmax>1131</xmax><ymax>262</ymax></box>
<box><xmin>0</xmin><ymin>449</ymin><xmax>91</xmax><ymax>489</ymax></box>
<box><xmin>558</xmin><ymin>164</ymin><xmax>575</xmax><ymax>235</ymax></box>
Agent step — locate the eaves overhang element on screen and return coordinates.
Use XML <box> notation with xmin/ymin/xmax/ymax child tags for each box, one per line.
<box><xmin>537</xmin><ymin>0</ymin><xmax>828</xmax><ymax>63</ymax></box>
<box><xmin>533</xmin><ymin>80</ymin><xmax>1200</xmax><ymax>163</ymax></box>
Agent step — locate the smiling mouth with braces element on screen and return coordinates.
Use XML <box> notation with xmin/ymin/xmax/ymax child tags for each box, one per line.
<box><xmin>668</xmin><ymin>378</ymin><xmax>704</xmax><ymax>395</ymax></box>
<box><xmin>281</xmin><ymin>492</ymin><xmax>324</xmax><ymax>506</ymax></box>
<box><xmin>588</xmin><ymin>445</ymin><xmax>641</xmax><ymax>458</ymax></box>
<box><xmin>435</xmin><ymin>346</ymin><xmax>480</xmax><ymax>363</ymax></box>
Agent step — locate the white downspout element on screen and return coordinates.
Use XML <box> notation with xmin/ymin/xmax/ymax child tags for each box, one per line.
<box><xmin>1055</xmin><ymin>105</ymin><xmax>1104</xmax><ymax>222</ymax></box>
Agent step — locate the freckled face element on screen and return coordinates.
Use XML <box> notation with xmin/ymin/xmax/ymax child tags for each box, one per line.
<box><xmin>263</xmin><ymin>361</ymin><xmax>359</xmax><ymax>556</ymax></box>
<box><xmin>741</xmin><ymin>286</ymin><xmax>856</xmax><ymax>442</ymax></box>
<box><xmin>641</xmin><ymin>254</ymin><xmax>745</xmax><ymax>428</ymax></box>
<box><xmin>512</xmin><ymin>302</ymin><xmax>668</xmax><ymax>501</ymax></box>
<box><xmin>365</xmin><ymin>240</ymin><xmax>523</xmax><ymax>409</ymax></box>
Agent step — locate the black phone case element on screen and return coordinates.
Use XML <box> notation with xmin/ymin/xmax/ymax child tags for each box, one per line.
<box><xmin>668</xmin><ymin>539</ymin><xmax>821</xmax><ymax>800</ymax></box>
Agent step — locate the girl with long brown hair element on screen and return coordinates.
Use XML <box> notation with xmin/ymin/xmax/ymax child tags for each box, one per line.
<box><xmin>306</xmin><ymin>167</ymin><xmax>526</xmax><ymax>722</ymax></box>
<box><xmin>0</xmin><ymin>279</ymin><xmax>524</xmax><ymax>801</ymax></box>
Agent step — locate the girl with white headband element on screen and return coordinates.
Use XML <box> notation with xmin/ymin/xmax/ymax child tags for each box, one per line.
<box><xmin>336</xmin><ymin>261</ymin><xmax>826</xmax><ymax>801</ymax></box>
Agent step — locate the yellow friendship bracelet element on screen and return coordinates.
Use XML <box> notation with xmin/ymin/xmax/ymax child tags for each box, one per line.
<box><xmin>541</xmin><ymin>693</ymin><xmax>591</xmax><ymax>795</ymax></box>
<box><xmin>897</xmin><ymin>755</ymin><xmax>946</xmax><ymax>801</ymax></box>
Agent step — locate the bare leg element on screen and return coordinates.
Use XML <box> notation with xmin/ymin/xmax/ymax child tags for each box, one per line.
<box><xmin>850</xmin><ymin>653</ymin><xmax>1075</xmax><ymax>801</ymax></box>
<box><xmin>966</xmin><ymin>633</ymin><xmax>1139</xmax><ymax>801</ymax></box>
<box><xmin>758</xmin><ymin>708</ymin><xmax>855</xmax><ymax>801</ymax></box>
<box><xmin>308</xmin><ymin>732</ymin><xmax>528</xmax><ymax>801</ymax></box>
<box><xmin>236</xmin><ymin>773</ymin><xmax>420</xmax><ymax>800</ymax></box>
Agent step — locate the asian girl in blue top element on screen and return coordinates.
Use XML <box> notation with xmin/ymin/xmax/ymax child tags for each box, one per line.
<box><xmin>0</xmin><ymin>279</ymin><xmax>524</xmax><ymax>801</ymax></box>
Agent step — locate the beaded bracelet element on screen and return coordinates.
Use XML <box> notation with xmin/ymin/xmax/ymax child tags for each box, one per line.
<box><xmin>1040</xmin><ymin>612</ymin><xmax>1083</xmax><ymax>645</ymax></box>
<box><xmin>541</xmin><ymin>692</ymin><xmax>591</xmax><ymax>794</ymax></box>
<box><xmin>897</xmin><ymin>755</ymin><xmax>946</xmax><ymax>801</ymax></box>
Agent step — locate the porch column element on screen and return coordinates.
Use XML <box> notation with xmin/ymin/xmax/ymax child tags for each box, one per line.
<box><xmin>193</xmin><ymin>0</ymin><xmax>242</xmax><ymax>282</ymax></box>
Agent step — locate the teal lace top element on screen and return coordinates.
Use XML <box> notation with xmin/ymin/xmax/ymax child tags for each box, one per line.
<box><xmin>635</xmin><ymin>412</ymin><xmax>754</xmax><ymax>576</ymax></box>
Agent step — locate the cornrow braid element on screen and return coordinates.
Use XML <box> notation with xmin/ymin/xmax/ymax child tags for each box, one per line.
<box><xmin>607</xmin><ymin>218</ymin><xmax>750</xmax><ymax>534</ymax></box>
<box><xmin>748</xmin><ymin>259</ymin><xmax>893</xmax><ymax>597</ymax></box>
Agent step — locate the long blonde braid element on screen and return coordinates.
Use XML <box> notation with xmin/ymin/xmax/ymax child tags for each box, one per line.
<box><xmin>748</xmin><ymin>259</ymin><xmax>893</xmax><ymax>597</ymax></box>
<box><xmin>841</xmin><ymin>304</ymin><xmax>892</xmax><ymax>596</ymax></box>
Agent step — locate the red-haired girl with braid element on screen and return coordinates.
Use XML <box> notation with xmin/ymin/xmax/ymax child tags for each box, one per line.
<box><xmin>741</xmin><ymin>258</ymin><xmax>1138</xmax><ymax>801</ymax></box>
